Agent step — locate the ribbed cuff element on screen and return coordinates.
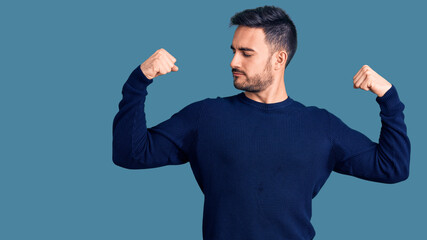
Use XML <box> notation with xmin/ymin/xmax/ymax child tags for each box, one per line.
<box><xmin>375</xmin><ymin>85</ymin><xmax>405</xmax><ymax>115</ymax></box>
<box><xmin>127</xmin><ymin>65</ymin><xmax>154</xmax><ymax>89</ymax></box>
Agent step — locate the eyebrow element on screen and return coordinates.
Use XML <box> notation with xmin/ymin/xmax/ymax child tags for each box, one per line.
<box><xmin>230</xmin><ymin>45</ymin><xmax>255</xmax><ymax>52</ymax></box>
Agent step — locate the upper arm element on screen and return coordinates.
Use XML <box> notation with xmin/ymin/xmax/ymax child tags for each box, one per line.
<box><xmin>130</xmin><ymin>99</ymin><xmax>206</xmax><ymax>169</ymax></box>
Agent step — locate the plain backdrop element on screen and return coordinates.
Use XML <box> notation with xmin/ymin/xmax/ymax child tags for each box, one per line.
<box><xmin>1</xmin><ymin>0</ymin><xmax>426</xmax><ymax>239</ymax></box>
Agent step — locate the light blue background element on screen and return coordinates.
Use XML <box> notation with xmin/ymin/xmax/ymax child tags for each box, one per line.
<box><xmin>1</xmin><ymin>0</ymin><xmax>426</xmax><ymax>239</ymax></box>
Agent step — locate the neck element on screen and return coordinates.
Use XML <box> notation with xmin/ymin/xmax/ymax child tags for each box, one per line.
<box><xmin>244</xmin><ymin>77</ymin><xmax>288</xmax><ymax>104</ymax></box>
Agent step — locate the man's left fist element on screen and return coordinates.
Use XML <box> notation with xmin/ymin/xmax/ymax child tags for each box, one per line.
<box><xmin>353</xmin><ymin>65</ymin><xmax>392</xmax><ymax>97</ymax></box>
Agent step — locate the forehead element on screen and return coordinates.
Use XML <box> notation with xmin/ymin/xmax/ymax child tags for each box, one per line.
<box><xmin>231</xmin><ymin>26</ymin><xmax>268</xmax><ymax>50</ymax></box>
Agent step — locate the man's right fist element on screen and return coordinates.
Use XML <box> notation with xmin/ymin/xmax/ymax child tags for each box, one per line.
<box><xmin>140</xmin><ymin>48</ymin><xmax>179</xmax><ymax>80</ymax></box>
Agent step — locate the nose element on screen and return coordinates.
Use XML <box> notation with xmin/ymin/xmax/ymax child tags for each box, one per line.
<box><xmin>230</xmin><ymin>53</ymin><xmax>240</xmax><ymax>70</ymax></box>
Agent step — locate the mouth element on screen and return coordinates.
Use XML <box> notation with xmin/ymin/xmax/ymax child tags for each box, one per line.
<box><xmin>233</xmin><ymin>72</ymin><xmax>244</xmax><ymax>76</ymax></box>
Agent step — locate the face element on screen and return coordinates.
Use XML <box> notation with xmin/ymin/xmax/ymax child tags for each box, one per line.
<box><xmin>230</xmin><ymin>26</ymin><xmax>274</xmax><ymax>92</ymax></box>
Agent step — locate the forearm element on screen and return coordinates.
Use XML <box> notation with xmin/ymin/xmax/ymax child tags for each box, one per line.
<box><xmin>331</xmin><ymin>85</ymin><xmax>411</xmax><ymax>183</ymax></box>
<box><xmin>373</xmin><ymin>84</ymin><xmax>411</xmax><ymax>182</ymax></box>
<box><xmin>112</xmin><ymin>65</ymin><xmax>153</xmax><ymax>169</ymax></box>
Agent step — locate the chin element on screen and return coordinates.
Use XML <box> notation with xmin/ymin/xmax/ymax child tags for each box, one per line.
<box><xmin>233</xmin><ymin>81</ymin><xmax>245</xmax><ymax>91</ymax></box>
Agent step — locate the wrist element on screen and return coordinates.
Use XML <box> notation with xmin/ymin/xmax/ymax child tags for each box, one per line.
<box><xmin>376</xmin><ymin>83</ymin><xmax>392</xmax><ymax>98</ymax></box>
<box><xmin>140</xmin><ymin>65</ymin><xmax>153</xmax><ymax>80</ymax></box>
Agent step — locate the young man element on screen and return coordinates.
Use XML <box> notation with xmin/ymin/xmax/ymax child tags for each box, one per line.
<box><xmin>112</xmin><ymin>5</ymin><xmax>410</xmax><ymax>240</ymax></box>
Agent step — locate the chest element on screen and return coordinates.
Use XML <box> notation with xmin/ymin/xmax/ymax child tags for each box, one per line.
<box><xmin>197</xmin><ymin>110</ymin><xmax>331</xmax><ymax>176</ymax></box>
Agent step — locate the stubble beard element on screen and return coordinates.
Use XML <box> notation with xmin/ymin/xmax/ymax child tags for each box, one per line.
<box><xmin>233</xmin><ymin>60</ymin><xmax>273</xmax><ymax>93</ymax></box>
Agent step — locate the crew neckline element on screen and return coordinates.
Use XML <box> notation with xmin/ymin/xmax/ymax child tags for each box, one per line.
<box><xmin>237</xmin><ymin>92</ymin><xmax>294</xmax><ymax>110</ymax></box>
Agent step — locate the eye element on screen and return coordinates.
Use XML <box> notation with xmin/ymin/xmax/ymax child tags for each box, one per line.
<box><xmin>232</xmin><ymin>51</ymin><xmax>251</xmax><ymax>57</ymax></box>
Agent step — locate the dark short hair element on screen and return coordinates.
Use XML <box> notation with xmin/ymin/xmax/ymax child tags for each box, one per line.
<box><xmin>229</xmin><ymin>5</ymin><xmax>297</xmax><ymax>69</ymax></box>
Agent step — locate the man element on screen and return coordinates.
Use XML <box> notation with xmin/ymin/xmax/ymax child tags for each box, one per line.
<box><xmin>112</xmin><ymin>5</ymin><xmax>410</xmax><ymax>240</ymax></box>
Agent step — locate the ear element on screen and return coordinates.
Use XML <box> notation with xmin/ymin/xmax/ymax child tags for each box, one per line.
<box><xmin>274</xmin><ymin>50</ymin><xmax>288</xmax><ymax>70</ymax></box>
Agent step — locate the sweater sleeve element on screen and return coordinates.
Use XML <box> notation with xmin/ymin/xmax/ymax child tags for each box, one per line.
<box><xmin>328</xmin><ymin>85</ymin><xmax>411</xmax><ymax>183</ymax></box>
<box><xmin>112</xmin><ymin>65</ymin><xmax>204</xmax><ymax>169</ymax></box>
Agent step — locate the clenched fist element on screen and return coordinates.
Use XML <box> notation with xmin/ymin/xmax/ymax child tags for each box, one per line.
<box><xmin>140</xmin><ymin>48</ymin><xmax>179</xmax><ymax>80</ymax></box>
<box><xmin>353</xmin><ymin>65</ymin><xmax>392</xmax><ymax>97</ymax></box>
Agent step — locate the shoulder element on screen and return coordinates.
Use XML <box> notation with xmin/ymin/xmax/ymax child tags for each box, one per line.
<box><xmin>178</xmin><ymin>95</ymin><xmax>223</xmax><ymax>115</ymax></box>
<box><xmin>188</xmin><ymin>96</ymin><xmax>221</xmax><ymax>108</ymax></box>
<box><xmin>290</xmin><ymin>99</ymin><xmax>331</xmax><ymax>118</ymax></box>
<box><xmin>196</xmin><ymin>94</ymin><xmax>237</xmax><ymax>107</ymax></box>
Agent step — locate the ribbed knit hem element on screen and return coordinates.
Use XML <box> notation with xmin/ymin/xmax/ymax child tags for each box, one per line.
<box><xmin>127</xmin><ymin>65</ymin><xmax>154</xmax><ymax>89</ymax></box>
<box><xmin>375</xmin><ymin>85</ymin><xmax>404</xmax><ymax>115</ymax></box>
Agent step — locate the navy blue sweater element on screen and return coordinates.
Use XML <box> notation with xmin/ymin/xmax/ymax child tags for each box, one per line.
<box><xmin>112</xmin><ymin>66</ymin><xmax>411</xmax><ymax>240</ymax></box>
